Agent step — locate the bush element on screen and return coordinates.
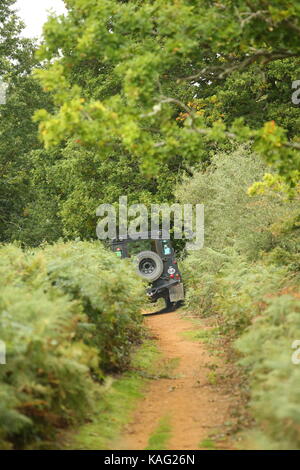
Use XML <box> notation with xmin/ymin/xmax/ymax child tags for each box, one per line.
<box><xmin>0</xmin><ymin>241</ymin><xmax>144</xmax><ymax>449</ymax></box>
<box><xmin>41</xmin><ymin>241</ymin><xmax>145</xmax><ymax>371</ymax></box>
<box><xmin>176</xmin><ymin>146</ymin><xmax>299</xmax><ymax>260</ymax></box>
<box><xmin>183</xmin><ymin>246</ymin><xmax>300</xmax><ymax>448</ymax></box>
<box><xmin>179</xmin><ymin>145</ymin><xmax>300</xmax><ymax>449</ymax></box>
<box><xmin>235</xmin><ymin>293</ymin><xmax>300</xmax><ymax>449</ymax></box>
<box><xmin>183</xmin><ymin>247</ymin><xmax>289</xmax><ymax>335</ymax></box>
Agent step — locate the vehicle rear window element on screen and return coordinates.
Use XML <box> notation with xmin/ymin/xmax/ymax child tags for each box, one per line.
<box><xmin>127</xmin><ymin>239</ymin><xmax>155</xmax><ymax>257</ymax></box>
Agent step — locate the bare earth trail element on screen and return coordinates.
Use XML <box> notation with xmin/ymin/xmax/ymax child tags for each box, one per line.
<box><xmin>114</xmin><ymin>312</ymin><xmax>236</xmax><ymax>450</ymax></box>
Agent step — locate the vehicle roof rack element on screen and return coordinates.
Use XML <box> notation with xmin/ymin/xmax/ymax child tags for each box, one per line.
<box><xmin>111</xmin><ymin>230</ymin><xmax>170</xmax><ymax>242</ymax></box>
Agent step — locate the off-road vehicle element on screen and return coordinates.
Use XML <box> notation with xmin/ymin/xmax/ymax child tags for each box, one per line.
<box><xmin>110</xmin><ymin>231</ymin><xmax>184</xmax><ymax>311</ymax></box>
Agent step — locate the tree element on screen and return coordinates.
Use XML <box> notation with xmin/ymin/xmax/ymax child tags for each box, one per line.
<box><xmin>0</xmin><ymin>1</ymin><xmax>53</xmax><ymax>242</ymax></box>
<box><xmin>23</xmin><ymin>141</ymin><xmax>183</xmax><ymax>242</ymax></box>
<box><xmin>34</xmin><ymin>0</ymin><xmax>300</xmax><ymax>183</ymax></box>
<box><xmin>0</xmin><ymin>0</ymin><xmax>25</xmax><ymax>77</ymax></box>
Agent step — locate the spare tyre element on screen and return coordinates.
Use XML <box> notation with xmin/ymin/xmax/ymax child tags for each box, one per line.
<box><xmin>135</xmin><ymin>251</ymin><xmax>164</xmax><ymax>282</ymax></box>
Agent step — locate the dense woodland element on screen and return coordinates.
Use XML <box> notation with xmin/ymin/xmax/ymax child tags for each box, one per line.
<box><xmin>0</xmin><ymin>0</ymin><xmax>300</xmax><ymax>450</ymax></box>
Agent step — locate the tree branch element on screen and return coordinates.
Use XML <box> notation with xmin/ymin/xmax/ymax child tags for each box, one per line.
<box><xmin>178</xmin><ymin>50</ymin><xmax>300</xmax><ymax>82</ymax></box>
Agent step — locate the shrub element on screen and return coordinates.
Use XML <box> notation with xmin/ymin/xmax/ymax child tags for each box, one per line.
<box><xmin>179</xmin><ymin>145</ymin><xmax>300</xmax><ymax>449</ymax></box>
<box><xmin>176</xmin><ymin>146</ymin><xmax>299</xmax><ymax>260</ymax></box>
<box><xmin>183</xmin><ymin>246</ymin><xmax>300</xmax><ymax>448</ymax></box>
<box><xmin>0</xmin><ymin>241</ymin><xmax>144</xmax><ymax>449</ymax></box>
<box><xmin>41</xmin><ymin>241</ymin><xmax>145</xmax><ymax>371</ymax></box>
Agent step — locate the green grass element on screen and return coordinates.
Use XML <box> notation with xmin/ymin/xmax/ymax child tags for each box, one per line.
<box><xmin>199</xmin><ymin>438</ymin><xmax>217</xmax><ymax>449</ymax></box>
<box><xmin>155</xmin><ymin>357</ymin><xmax>181</xmax><ymax>379</ymax></box>
<box><xmin>61</xmin><ymin>340</ymin><xmax>161</xmax><ymax>450</ymax></box>
<box><xmin>132</xmin><ymin>338</ymin><xmax>161</xmax><ymax>372</ymax></box>
<box><xmin>145</xmin><ymin>415</ymin><xmax>172</xmax><ymax>450</ymax></box>
<box><xmin>180</xmin><ymin>326</ymin><xmax>220</xmax><ymax>344</ymax></box>
<box><xmin>207</xmin><ymin>370</ymin><xmax>218</xmax><ymax>385</ymax></box>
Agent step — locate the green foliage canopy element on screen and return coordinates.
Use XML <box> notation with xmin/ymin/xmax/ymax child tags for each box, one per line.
<box><xmin>34</xmin><ymin>0</ymin><xmax>300</xmax><ymax>181</ymax></box>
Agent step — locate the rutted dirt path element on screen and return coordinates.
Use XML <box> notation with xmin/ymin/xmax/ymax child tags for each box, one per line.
<box><xmin>115</xmin><ymin>311</ymin><xmax>238</xmax><ymax>450</ymax></box>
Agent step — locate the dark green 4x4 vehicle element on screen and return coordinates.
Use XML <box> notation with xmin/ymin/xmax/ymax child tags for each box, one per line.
<box><xmin>110</xmin><ymin>231</ymin><xmax>184</xmax><ymax>311</ymax></box>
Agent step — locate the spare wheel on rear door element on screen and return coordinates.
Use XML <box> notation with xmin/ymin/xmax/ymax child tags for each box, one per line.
<box><xmin>135</xmin><ymin>251</ymin><xmax>164</xmax><ymax>282</ymax></box>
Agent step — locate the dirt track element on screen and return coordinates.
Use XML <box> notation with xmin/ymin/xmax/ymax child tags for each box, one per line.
<box><xmin>115</xmin><ymin>311</ymin><xmax>236</xmax><ymax>450</ymax></box>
